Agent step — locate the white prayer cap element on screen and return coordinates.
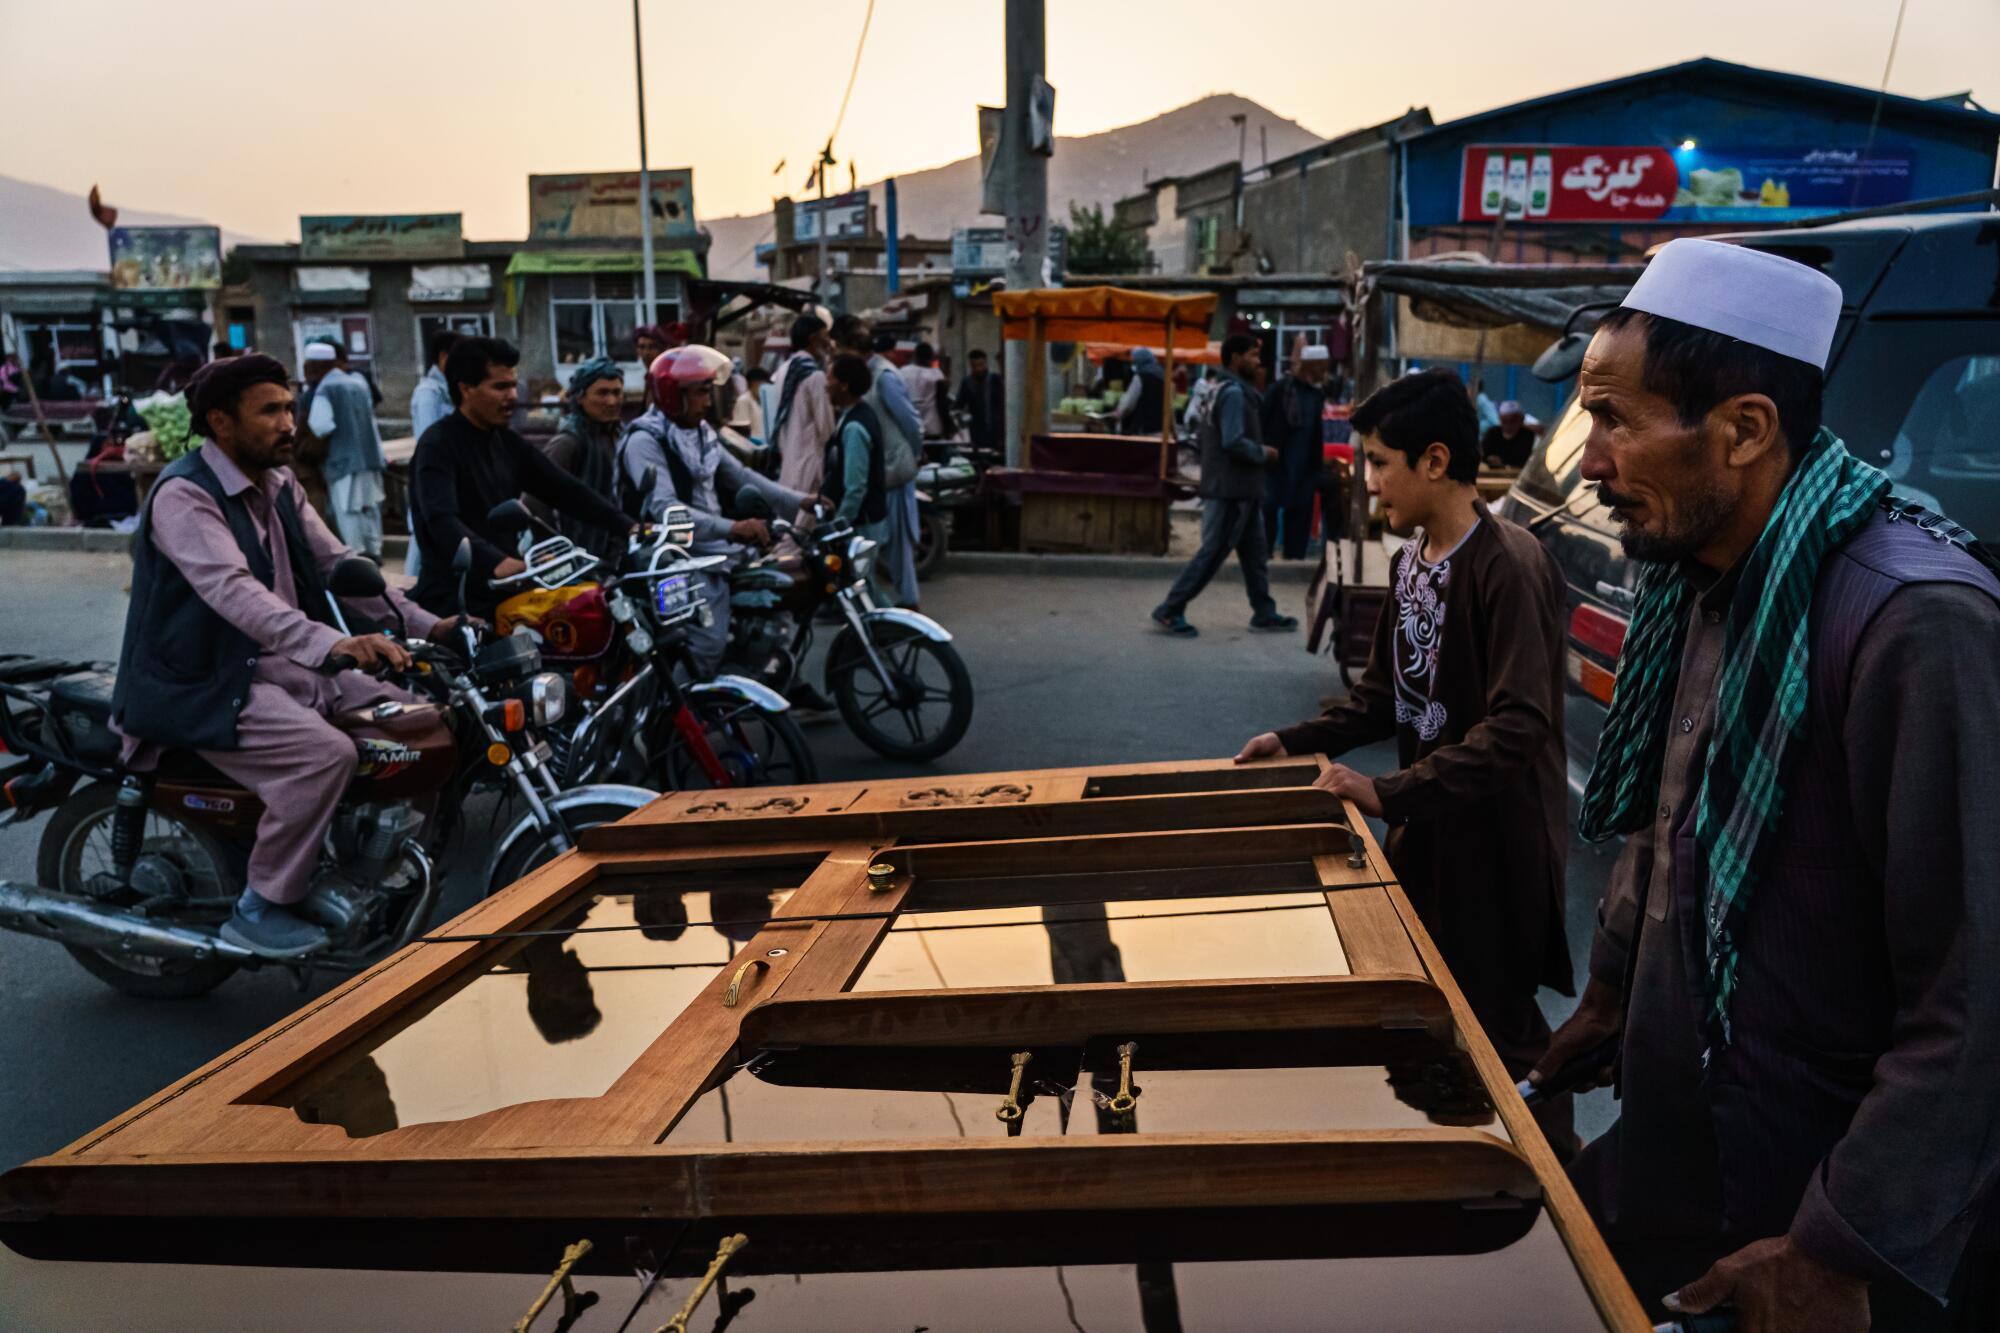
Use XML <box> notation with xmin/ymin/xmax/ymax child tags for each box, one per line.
<box><xmin>302</xmin><ymin>343</ymin><xmax>338</xmax><ymax>363</ymax></box>
<box><xmin>1620</xmin><ymin>238</ymin><xmax>1842</xmax><ymax>370</ymax></box>
<box><xmin>1299</xmin><ymin>344</ymin><xmax>1331</xmax><ymax>362</ymax></box>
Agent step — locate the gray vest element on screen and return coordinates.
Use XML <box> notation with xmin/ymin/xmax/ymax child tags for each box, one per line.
<box><xmin>112</xmin><ymin>452</ymin><xmax>340</xmax><ymax>752</ymax></box>
<box><xmin>1197</xmin><ymin>376</ymin><xmax>1266</xmax><ymax>501</ymax></box>
<box><xmin>1684</xmin><ymin>508</ymin><xmax>2000</xmax><ymax>1239</ymax></box>
<box><xmin>316</xmin><ymin>369</ymin><xmax>386</xmax><ymax>482</ymax></box>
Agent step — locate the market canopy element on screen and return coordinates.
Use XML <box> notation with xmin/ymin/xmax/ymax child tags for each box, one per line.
<box><xmin>1083</xmin><ymin>339</ymin><xmax>1223</xmax><ymax>365</ymax></box>
<box><xmin>995</xmin><ymin>286</ymin><xmax>1216</xmax><ymax>347</ymax></box>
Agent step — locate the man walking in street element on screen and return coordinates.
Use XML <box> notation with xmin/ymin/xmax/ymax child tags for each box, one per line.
<box><xmin>410</xmin><ymin>329</ymin><xmax>458</xmax><ymax>441</ymax></box>
<box><xmin>832</xmin><ymin>315</ymin><xmax>923</xmax><ymax>608</ymax></box>
<box><xmin>1235</xmin><ymin>366</ymin><xmax>1575</xmax><ymax>1148</ymax></box>
<box><xmin>897</xmin><ymin>341</ymin><xmax>949</xmax><ymax>440</ymax></box>
<box><xmin>302</xmin><ymin>341</ymin><xmax>388</xmax><ymax>562</ymax></box>
<box><xmin>953</xmin><ymin>348</ymin><xmax>1003</xmax><ymax>456</ymax></box>
<box><xmin>771</xmin><ymin>313</ymin><xmax>835</xmax><ymax>496</ymax></box>
<box><xmin>1534</xmin><ymin>239</ymin><xmax>2000</xmax><ymax>1330</ymax></box>
<box><xmin>1262</xmin><ymin>342</ymin><xmax>1332</xmax><ymax>560</ymax></box>
<box><xmin>1151</xmin><ymin>333</ymin><xmax>1295</xmax><ymax>636</ymax></box>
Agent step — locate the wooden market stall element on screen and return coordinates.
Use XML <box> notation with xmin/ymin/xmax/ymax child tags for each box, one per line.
<box><xmin>1</xmin><ymin>757</ymin><xmax>1647</xmax><ymax>1330</ymax></box>
<box><xmin>988</xmin><ymin>286</ymin><xmax>1217</xmax><ymax>556</ymax></box>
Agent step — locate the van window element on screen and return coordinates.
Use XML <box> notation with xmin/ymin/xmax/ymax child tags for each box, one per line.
<box><xmin>1515</xmin><ymin>397</ymin><xmax>1591</xmax><ymax>506</ymax></box>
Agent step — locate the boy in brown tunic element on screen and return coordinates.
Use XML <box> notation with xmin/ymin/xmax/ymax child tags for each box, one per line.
<box><xmin>1237</xmin><ymin>368</ymin><xmax>1574</xmax><ymax>1142</ymax></box>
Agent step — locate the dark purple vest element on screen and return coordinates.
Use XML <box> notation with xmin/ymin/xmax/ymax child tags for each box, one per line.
<box><xmin>1684</xmin><ymin>508</ymin><xmax>2000</xmax><ymax>1237</ymax></box>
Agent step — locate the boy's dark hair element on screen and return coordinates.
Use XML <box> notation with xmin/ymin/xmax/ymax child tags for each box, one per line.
<box><xmin>1350</xmin><ymin>368</ymin><xmax>1480</xmax><ymax>483</ymax></box>
<box><xmin>1596</xmin><ymin>307</ymin><xmax>1823</xmax><ymax>455</ymax></box>
<box><xmin>914</xmin><ymin>341</ymin><xmax>935</xmax><ymax>365</ymax></box>
<box><xmin>968</xmin><ymin>348</ymin><xmax>988</xmax><ymax>362</ymax></box>
<box><xmin>829</xmin><ymin>353</ymin><xmax>873</xmax><ymax>398</ymax></box>
<box><xmin>788</xmin><ymin>313</ymin><xmax>826</xmax><ymax>348</ymax></box>
<box><xmin>830</xmin><ymin>313</ymin><xmax>870</xmax><ymax>352</ymax></box>
<box><xmin>746</xmin><ymin>365</ymin><xmax>772</xmax><ymax>385</ymax></box>
<box><xmin>871</xmin><ymin>331</ymin><xmax>897</xmax><ymax>355</ymax></box>
<box><xmin>426</xmin><ymin>328</ymin><xmax>462</xmax><ymax>367</ymax></box>
<box><xmin>1221</xmin><ymin>333</ymin><xmax>1257</xmax><ymax>366</ymax></box>
<box><xmin>444</xmin><ymin>336</ymin><xmax>519</xmax><ymax>406</ymax></box>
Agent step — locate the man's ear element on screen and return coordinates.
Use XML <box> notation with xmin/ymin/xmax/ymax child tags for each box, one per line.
<box><xmin>1425</xmin><ymin>440</ymin><xmax>1453</xmax><ymax>480</ymax></box>
<box><xmin>1714</xmin><ymin>393</ymin><xmax>1784</xmax><ymax>471</ymax></box>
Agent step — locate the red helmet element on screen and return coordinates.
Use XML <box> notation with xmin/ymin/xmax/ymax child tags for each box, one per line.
<box><xmin>648</xmin><ymin>344</ymin><xmax>731</xmax><ymax>418</ymax></box>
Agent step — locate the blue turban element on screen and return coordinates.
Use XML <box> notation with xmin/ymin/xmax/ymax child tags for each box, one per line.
<box><xmin>566</xmin><ymin>356</ymin><xmax>623</xmax><ymax>403</ymax></box>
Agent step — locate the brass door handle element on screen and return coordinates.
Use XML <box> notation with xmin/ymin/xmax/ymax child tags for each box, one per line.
<box><xmin>1108</xmin><ymin>1041</ymin><xmax>1140</xmax><ymax>1115</ymax></box>
<box><xmin>722</xmin><ymin>959</ymin><xmax>768</xmax><ymax>1008</ymax></box>
<box><xmin>995</xmin><ymin>1050</ymin><xmax>1032</xmax><ymax>1124</ymax></box>
<box><xmin>658</xmin><ymin>1233</ymin><xmax>749</xmax><ymax>1333</ymax></box>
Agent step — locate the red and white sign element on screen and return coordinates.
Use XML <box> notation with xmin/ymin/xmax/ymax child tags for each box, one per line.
<box><xmin>1458</xmin><ymin>145</ymin><xmax>1677</xmax><ymax>223</ymax></box>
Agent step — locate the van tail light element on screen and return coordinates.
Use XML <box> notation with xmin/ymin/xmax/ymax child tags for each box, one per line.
<box><xmin>1569</xmin><ymin>604</ymin><xmax>1628</xmax><ymax>659</ymax></box>
<box><xmin>1567</xmin><ymin>605</ymin><xmax>1629</xmax><ymax>706</ymax></box>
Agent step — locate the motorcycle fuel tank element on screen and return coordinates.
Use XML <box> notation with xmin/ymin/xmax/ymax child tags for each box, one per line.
<box><xmin>333</xmin><ymin>702</ymin><xmax>457</xmax><ymax>800</ymax></box>
<box><xmin>496</xmin><ymin>585</ymin><xmax>615</xmax><ymax>661</ymax></box>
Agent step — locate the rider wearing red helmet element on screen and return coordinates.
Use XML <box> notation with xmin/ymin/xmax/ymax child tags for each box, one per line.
<box><xmin>617</xmin><ymin>344</ymin><xmax>820</xmax><ymax>672</ymax></box>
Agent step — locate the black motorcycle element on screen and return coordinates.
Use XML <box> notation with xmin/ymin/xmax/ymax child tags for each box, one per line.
<box><xmin>0</xmin><ymin>543</ymin><xmax>655</xmax><ymax>997</ymax></box>
<box><xmin>725</xmin><ymin>497</ymin><xmax>974</xmax><ymax>763</ymax></box>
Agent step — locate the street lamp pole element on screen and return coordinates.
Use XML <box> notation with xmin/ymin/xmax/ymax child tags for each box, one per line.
<box><xmin>632</xmin><ymin>0</ymin><xmax>657</xmax><ymax>328</ymax></box>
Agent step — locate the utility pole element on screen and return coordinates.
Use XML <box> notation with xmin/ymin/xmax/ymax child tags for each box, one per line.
<box><xmin>1001</xmin><ymin>0</ymin><xmax>1048</xmax><ymax>468</ymax></box>
<box><xmin>631</xmin><ymin>0</ymin><xmax>656</xmax><ymax>326</ymax></box>
<box><xmin>816</xmin><ymin>146</ymin><xmax>831</xmax><ymax>308</ymax></box>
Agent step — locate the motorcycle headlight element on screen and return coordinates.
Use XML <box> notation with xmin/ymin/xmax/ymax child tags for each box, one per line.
<box><xmin>847</xmin><ymin>535</ymin><xmax>879</xmax><ymax>580</ymax></box>
<box><xmin>527</xmin><ymin>672</ymin><xmax>568</xmax><ymax>727</ymax></box>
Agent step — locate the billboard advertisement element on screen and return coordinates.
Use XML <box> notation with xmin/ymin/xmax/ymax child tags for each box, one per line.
<box><xmin>301</xmin><ymin>213</ymin><xmax>464</xmax><ymax>261</ymax></box>
<box><xmin>1458</xmin><ymin>144</ymin><xmax>1915</xmax><ymax>223</ymax></box>
<box><xmin>528</xmin><ymin>170</ymin><xmax>697</xmax><ymax>242</ymax></box>
<box><xmin>796</xmin><ymin>190</ymin><xmax>872</xmax><ymax>242</ymax></box>
<box><xmin>107</xmin><ymin>225</ymin><xmax>222</xmax><ymax>290</ymax></box>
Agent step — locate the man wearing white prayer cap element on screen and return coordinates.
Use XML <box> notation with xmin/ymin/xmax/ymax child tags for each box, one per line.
<box><xmin>1534</xmin><ymin>237</ymin><xmax>2000</xmax><ymax>1329</ymax></box>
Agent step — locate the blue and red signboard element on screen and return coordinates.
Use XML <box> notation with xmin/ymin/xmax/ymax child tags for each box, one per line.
<box><xmin>1458</xmin><ymin>144</ymin><xmax>1914</xmax><ymax>224</ymax></box>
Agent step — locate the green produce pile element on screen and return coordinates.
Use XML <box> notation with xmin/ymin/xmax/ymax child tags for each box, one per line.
<box><xmin>135</xmin><ymin>392</ymin><xmax>196</xmax><ymax>460</ymax></box>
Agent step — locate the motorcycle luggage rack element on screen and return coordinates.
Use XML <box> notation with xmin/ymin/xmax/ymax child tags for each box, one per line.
<box><xmin>511</xmin><ymin>536</ymin><xmax>601</xmax><ymax>592</ymax></box>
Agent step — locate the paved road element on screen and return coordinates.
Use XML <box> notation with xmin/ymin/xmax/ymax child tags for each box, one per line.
<box><xmin>0</xmin><ymin>550</ymin><xmax>1613</xmax><ymax>1170</ymax></box>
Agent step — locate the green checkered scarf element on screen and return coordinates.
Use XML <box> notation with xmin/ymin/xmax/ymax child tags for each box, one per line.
<box><xmin>1577</xmin><ymin>429</ymin><xmax>1889</xmax><ymax>1043</ymax></box>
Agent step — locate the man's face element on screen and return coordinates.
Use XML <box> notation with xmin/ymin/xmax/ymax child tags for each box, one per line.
<box><xmin>1500</xmin><ymin>410</ymin><xmax>1525</xmax><ymax>435</ymax></box>
<box><xmin>460</xmin><ymin>364</ymin><xmax>519</xmax><ymax>430</ymax></box>
<box><xmin>672</xmin><ymin>383</ymin><xmax>713</xmax><ymax>427</ymax></box>
<box><xmin>827</xmin><ymin>375</ymin><xmax>856</xmax><ymax>411</ymax></box>
<box><xmin>1299</xmin><ymin>358</ymin><xmax>1329</xmax><ymax>387</ymax></box>
<box><xmin>635</xmin><ymin>335</ymin><xmax>665</xmax><ymax>370</ymax></box>
<box><xmin>579</xmin><ymin>378</ymin><xmax>624</xmax><ymax>425</ymax></box>
<box><xmin>808</xmin><ymin>331</ymin><xmax>834</xmax><ymax>364</ymax></box>
<box><xmin>969</xmin><ymin>356</ymin><xmax>988</xmax><ymax>379</ymax></box>
<box><xmin>1231</xmin><ymin>345</ymin><xmax>1262</xmax><ymax>378</ymax></box>
<box><xmin>1360</xmin><ymin>430</ymin><xmax>1444</xmax><ymax>538</ymax></box>
<box><xmin>1576</xmin><ymin>321</ymin><xmax>1736</xmax><ymax>563</ymax></box>
<box><xmin>303</xmin><ymin>360</ymin><xmax>330</xmax><ymax>385</ymax></box>
<box><xmin>213</xmin><ymin>382</ymin><xmax>297</xmax><ymax>471</ymax></box>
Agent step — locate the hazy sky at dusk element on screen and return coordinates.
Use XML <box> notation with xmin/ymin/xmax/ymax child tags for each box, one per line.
<box><xmin>5</xmin><ymin>0</ymin><xmax>1995</xmax><ymax>240</ymax></box>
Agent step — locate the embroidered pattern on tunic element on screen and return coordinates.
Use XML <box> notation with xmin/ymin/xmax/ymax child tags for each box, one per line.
<box><xmin>1392</xmin><ymin>542</ymin><xmax>1452</xmax><ymax>742</ymax></box>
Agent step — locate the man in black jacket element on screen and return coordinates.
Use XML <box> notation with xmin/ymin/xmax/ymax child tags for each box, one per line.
<box><xmin>409</xmin><ymin>337</ymin><xmax>633</xmax><ymax>616</ymax></box>
<box><xmin>952</xmin><ymin>349</ymin><xmax>1004</xmax><ymax>455</ymax></box>
<box><xmin>1151</xmin><ymin>334</ymin><xmax>1297</xmax><ymax>637</ymax></box>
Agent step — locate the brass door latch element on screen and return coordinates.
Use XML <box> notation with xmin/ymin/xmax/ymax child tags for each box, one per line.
<box><xmin>995</xmin><ymin>1050</ymin><xmax>1033</xmax><ymax>1128</ymax></box>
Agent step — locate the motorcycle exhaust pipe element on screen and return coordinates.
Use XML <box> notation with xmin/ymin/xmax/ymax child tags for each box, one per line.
<box><xmin>0</xmin><ymin>880</ymin><xmax>259</xmax><ymax>965</ymax></box>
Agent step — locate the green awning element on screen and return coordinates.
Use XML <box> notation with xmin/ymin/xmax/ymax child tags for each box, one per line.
<box><xmin>504</xmin><ymin>249</ymin><xmax>703</xmax><ymax>315</ymax></box>
<box><xmin>504</xmin><ymin>249</ymin><xmax>703</xmax><ymax>279</ymax></box>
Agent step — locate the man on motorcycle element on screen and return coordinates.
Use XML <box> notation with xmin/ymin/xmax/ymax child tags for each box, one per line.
<box><xmin>112</xmin><ymin>355</ymin><xmax>463</xmax><ymax>959</ymax></box>
<box><xmin>618</xmin><ymin>344</ymin><xmax>818</xmax><ymax>674</ymax></box>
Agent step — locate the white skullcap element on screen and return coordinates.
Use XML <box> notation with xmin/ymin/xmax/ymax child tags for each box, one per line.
<box><xmin>302</xmin><ymin>343</ymin><xmax>338</xmax><ymax>363</ymax></box>
<box><xmin>1620</xmin><ymin>238</ymin><xmax>1842</xmax><ymax>370</ymax></box>
<box><xmin>1299</xmin><ymin>344</ymin><xmax>1331</xmax><ymax>362</ymax></box>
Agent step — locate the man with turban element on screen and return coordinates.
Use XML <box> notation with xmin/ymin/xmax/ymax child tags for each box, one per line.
<box><xmin>1534</xmin><ymin>239</ymin><xmax>2000</xmax><ymax>1329</ymax></box>
<box><xmin>535</xmin><ymin>357</ymin><xmax>626</xmax><ymax>562</ymax></box>
<box><xmin>111</xmin><ymin>355</ymin><xmax>460</xmax><ymax>959</ymax></box>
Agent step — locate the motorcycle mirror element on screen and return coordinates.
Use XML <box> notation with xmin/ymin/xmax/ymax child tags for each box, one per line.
<box><xmin>327</xmin><ymin>555</ymin><xmax>388</xmax><ymax>600</ymax></box>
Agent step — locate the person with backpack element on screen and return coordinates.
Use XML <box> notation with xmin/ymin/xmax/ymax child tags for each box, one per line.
<box><xmin>831</xmin><ymin>315</ymin><xmax>923</xmax><ymax>608</ymax></box>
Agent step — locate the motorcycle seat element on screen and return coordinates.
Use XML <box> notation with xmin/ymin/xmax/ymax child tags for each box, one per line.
<box><xmin>48</xmin><ymin>671</ymin><xmax>120</xmax><ymax>765</ymax></box>
<box><xmin>155</xmin><ymin>748</ymin><xmax>236</xmax><ymax>788</ymax></box>
<box><xmin>0</xmin><ymin>655</ymin><xmax>87</xmax><ymax>685</ymax></box>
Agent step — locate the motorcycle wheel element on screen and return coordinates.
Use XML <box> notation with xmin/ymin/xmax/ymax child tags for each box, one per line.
<box><xmin>827</xmin><ymin>623</ymin><xmax>974</xmax><ymax>762</ymax></box>
<box><xmin>914</xmin><ymin>509</ymin><xmax>949</xmax><ymax>580</ymax></box>
<box><xmin>36</xmin><ymin>783</ymin><xmax>242</xmax><ymax>999</ymax></box>
<box><xmin>659</xmin><ymin>696</ymin><xmax>819</xmax><ymax>790</ymax></box>
<box><xmin>484</xmin><ymin>799</ymin><xmax>650</xmax><ymax>895</ymax></box>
